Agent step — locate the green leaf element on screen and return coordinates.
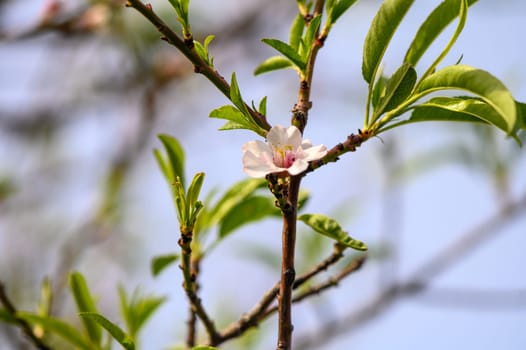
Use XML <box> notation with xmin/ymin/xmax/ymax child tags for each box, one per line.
<box><xmin>405</xmin><ymin>0</ymin><xmax>477</xmax><ymax>66</ymax></box>
<box><xmin>289</xmin><ymin>13</ymin><xmax>305</xmax><ymax>51</ymax></box>
<box><xmin>261</xmin><ymin>38</ymin><xmax>306</xmax><ymax>71</ymax></box>
<box><xmin>302</xmin><ymin>15</ymin><xmax>322</xmax><ymax>58</ymax></box>
<box><xmin>192</xmin><ymin>346</ymin><xmax>220</xmax><ymax>350</ymax></box>
<box><xmin>17</xmin><ymin>312</ymin><xmax>92</xmax><ymax>349</ymax></box>
<box><xmin>210</xmin><ymin>105</ymin><xmax>248</xmax><ymax>126</ymax></box>
<box><xmin>414</xmin><ymin>65</ymin><xmax>517</xmax><ymax>134</ymax></box>
<box><xmin>158</xmin><ymin>134</ymin><xmax>186</xmax><ymax>187</ymax></box>
<box><xmin>258</xmin><ymin>96</ymin><xmax>267</xmax><ymax>116</ymax></box>
<box><xmin>408</xmin><ymin>97</ymin><xmax>508</xmax><ymax>132</ymax></box>
<box><xmin>329</xmin><ymin>0</ymin><xmax>359</xmax><ymax>24</ymax></box>
<box><xmin>0</xmin><ymin>308</ymin><xmax>16</xmax><ymax>324</ymax></box>
<box><xmin>373</xmin><ymin>62</ymin><xmax>417</xmax><ymax>121</ymax></box>
<box><xmin>118</xmin><ymin>287</ymin><xmax>166</xmax><ymax>340</ymax></box>
<box><xmin>298</xmin><ymin>214</ymin><xmax>368</xmax><ymax>251</ymax></box>
<box><xmin>254</xmin><ymin>56</ymin><xmax>294</xmax><ymax>76</ymax></box>
<box><xmin>69</xmin><ymin>272</ymin><xmax>102</xmax><ymax>344</ymax></box>
<box><xmin>186</xmin><ymin>172</ymin><xmax>205</xmax><ymax>211</ymax></box>
<box><xmin>516</xmin><ymin>101</ymin><xmax>526</xmax><ymax>130</ymax></box>
<box><xmin>229</xmin><ymin>73</ymin><xmax>248</xmax><ymax>115</ymax></box>
<box><xmin>208</xmin><ymin>178</ymin><xmax>267</xmax><ymax>226</ymax></box>
<box><xmin>80</xmin><ymin>312</ymin><xmax>135</xmax><ymax>350</ymax></box>
<box><xmin>219</xmin><ymin>196</ymin><xmax>279</xmax><ymax>239</ymax></box>
<box><xmin>371</xmin><ymin>74</ymin><xmax>388</xmax><ymax>109</ymax></box>
<box><xmin>362</xmin><ymin>0</ymin><xmax>415</xmax><ymax>83</ymax></box>
<box><xmin>151</xmin><ymin>254</ymin><xmax>179</xmax><ymax>277</ymax></box>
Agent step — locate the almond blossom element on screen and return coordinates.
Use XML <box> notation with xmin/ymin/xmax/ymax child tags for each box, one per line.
<box><xmin>242</xmin><ymin>125</ymin><xmax>327</xmax><ymax>178</ymax></box>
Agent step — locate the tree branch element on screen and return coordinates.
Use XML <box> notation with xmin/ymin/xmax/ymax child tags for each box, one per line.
<box><xmin>0</xmin><ymin>282</ymin><xmax>51</xmax><ymax>350</ymax></box>
<box><xmin>125</xmin><ymin>0</ymin><xmax>270</xmax><ymax>131</ymax></box>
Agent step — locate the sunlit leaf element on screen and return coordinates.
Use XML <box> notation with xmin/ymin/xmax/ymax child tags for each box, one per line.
<box><xmin>362</xmin><ymin>0</ymin><xmax>415</xmax><ymax>83</ymax></box>
<box><xmin>192</xmin><ymin>346</ymin><xmax>220</xmax><ymax>350</ymax></box>
<box><xmin>261</xmin><ymin>38</ymin><xmax>306</xmax><ymax>71</ymax></box>
<box><xmin>151</xmin><ymin>254</ymin><xmax>179</xmax><ymax>277</ymax></box>
<box><xmin>373</xmin><ymin>62</ymin><xmax>416</xmax><ymax>121</ymax></box>
<box><xmin>414</xmin><ymin>65</ymin><xmax>517</xmax><ymax>133</ymax></box>
<box><xmin>289</xmin><ymin>13</ymin><xmax>305</xmax><ymax>50</ymax></box>
<box><xmin>298</xmin><ymin>214</ymin><xmax>368</xmax><ymax>251</ymax></box>
<box><xmin>80</xmin><ymin>312</ymin><xmax>135</xmax><ymax>350</ymax></box>
<box><xmin>254</xmin><ymin>56</ymin><xmax>294</xmax><ymax>76</ymax></box>
<box><xmin>219</xmin><ymin>195</ymin><xmax>279</xmax><ymax>239</ymax></box>
<box><xmin>301</xmin><ymin>15</ymin><xmax>322</xmax><ymax>59</ymax></box>
<box><xmin>69</xmin><ymin>272</ymin><xmax>102</xmax><ymax>344</ymax></box>
<box><xmin>405</xmin><ymin>0</ymin><xmax>477</xmax><ymax>66</ymax></box>
<box><xmin>409</xmin><ymin>97</ymin><xmax>508</xmax><ymax>131</ymax></box>
<box><xmin>158</xmin><ymin>134</ymin><xmax>185</xmax><ymax>187</ymax></box>
<box><xmin>118</xmin><ymin>287</ymin><xmax>166</xmax><ymax>340</ymax></box>
<box><xmin>208</xmin><ymin>178</ymin><xmax>267</xmax><ymax>226</ymax></box>
<box><xmin>329</xmin><ymin>0</ymin><xmax>359</xmax><ymax>24</ymax></box>
<box><xmin>186</xmin><ymin>172</ymin><xmax>205</xmax><ymax>211</ymax></box>
<box><xmin>17</xmin><ymin>312</ymin><xmax>91</xmax><ymax>349</ymax></box>
<box><xmin>258</xmin><ymin>96</ymin><xmax>268</xmax><ymax>116</ymax></box>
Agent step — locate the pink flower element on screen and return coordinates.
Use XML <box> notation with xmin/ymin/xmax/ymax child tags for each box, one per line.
<box><xmin>242</xmin><ymin>125</ymin><xmax>327</xmax><ymax>178</ymax></box>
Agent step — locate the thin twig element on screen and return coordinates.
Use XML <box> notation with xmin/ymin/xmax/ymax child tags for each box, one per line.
<box><xmin>125</xmin><ymin>0</ymin><xmax>270</xmax><ymax>131</ymax></box>
<box><xmin>216</xmin><ymin>242</ymin><xmax>356</xmax><ymax>344</ymax></box>
<box><xmin>179</xmin><ymin>228</ymin><xmax>220</xmax><ymax>345</ymax></box>
<box><xmin>264</xmin><ymin>255</ymin><xmax>367</xmax><ymax>318</ymax></box>
<box><xmin>0</xmin><ymin>282</ymin><xmax>51</xmax><ymax>350</ymax></box>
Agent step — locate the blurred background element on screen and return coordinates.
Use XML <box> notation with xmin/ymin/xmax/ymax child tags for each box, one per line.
<box><xmin>1</xmin><ymin>0</ymin><xmax>525</xmax><ymax>349</ymax></box>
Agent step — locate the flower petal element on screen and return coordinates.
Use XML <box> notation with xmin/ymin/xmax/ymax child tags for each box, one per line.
<box><xmin>302</xmin><ymin>144</ymin><xmax>327</xmax><ymax>161</ymax></box>
<box><xmin>242</xmin><ymin>140</ymin><xmax>282</xmax><ymax>178</ymax></box>
<box><xmin>287</xmin><ymin>158</ymin><xmax>309</xmax><ymax>175</ymax></box>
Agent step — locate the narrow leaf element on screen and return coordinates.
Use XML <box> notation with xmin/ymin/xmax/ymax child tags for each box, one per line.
<box><xmin>219</xmin><ymin>196</ymin><xmax>279</xmax><ymax>239</ymax></box>
<box><xmin>405</xmin><ymin>0</ymin><xmax>477</xmax><ymax>66</ymax></box>
<box><xmin>254</xmin><ymin>56</ymin><xmax>294</xmax><ymax>76</ymax></box>
<box><xmin>229</xmin><ymin>73</ymin><xmax>248</xmax><ymax>115</ymax></box>
<box><xmin>516</xmin><ymin>101</ymin><xmax>526</xmax><ymax>130</ymax></box>
<box><xmin>69</xmin><ymin>272</ymin><xmax>102</xmax><ymax>344</ymax></box>
<box><xmin>261</xmin><ymin>38</ymin><xmax>306</xmax><ymax>71</ymax></box>
<box><xmin>210</xmin><ymin>105</ymin><xmax>248</xmax><ymax>125</ymax></box>
<box><xmin>298</xmin><ymin>214</ymin><xmax>368</xmax><ymax>251</ymax></box>
<box><xmin>192</xmin><ymin>346</ymin><xmax>220</xmax><ymax>350</ymax></box>
<box><xmin>409</xmin><ymin>97</ymin><xmax>507</xmax><ymax>132</ymax></box>
<box><xmin>158</xmin><ymin>134</ymin><xmax>185</xmax><ymax>187</ymax></box>
<box><xmin>414</xmin><ymin>65</ymin><xmax>517</xmax><ymax>133</ymax></box>
<box><xmin>151</xmin><ymin>254</ymin><xmax>179</xmax><ymax>277</ymax></box>
<box><xmin>330</xmin><ymin>0</ymin><xmax>359</xmax><ymax>24</ymax></box>
<box><xmin>302</xmin><ymin>15</ymin><xmax>322</xmax><ymax>55</ymax></box>
<box><xmin>153</xmin><ymin>149</ymin><xmax>171</xmax><ymax>183</ymax></box>
<box><xmin>118</xmin><ymin>287</ymin><xmax>166</xmax><ymax>340</ymax></box>
<box><xmin>362</xmin><ymin>0</ymin><xmax>415</xmax><ymax>83</ymax></box>
<box><xmin>373</xmin><ymin>62</ymin><xmax>417</xmax><ymax>121</ymax></box>
<box><xmin>17</xmin><ymin>312</ymin><xmax>91</xmax><ymax>349</ymax></box>
<box><xmin>208</xmin><ymin>178</ymin><xmax>267</xmax><ymax>226</ymax></box>
<box><xmin>258</xmin><ymin>96</ymin><xmax>268</xmax><ymax>116</ymax></box>
<box><xmin>289</xmin><ymin>13</ymin><xmax>305</xmax><ymax>51</ymax></box>
<box><xmin>80</xmin><ymin>312</ymin><xmax>135</xmax><ymax>350</ymax></box>
<box><xmin>186</xmin><ymin>172</ymin><xmax>205</xmax><ymax>210</ymax></box>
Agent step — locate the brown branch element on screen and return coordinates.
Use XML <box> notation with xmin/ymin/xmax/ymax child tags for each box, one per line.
<box><xmin>179</xmin><ymin>228</ymin><xmax>220</xmax><ymax>345</ymax></box>
<box><xmin>277</xmin><ymin>175</ymin><xmax>302</xmax><ymax>350</ymax></box>
<box><xmin>0</xmin><ymin>282</ymin><xmax>51</xmax><ymax>350</ymax></box>
<box><xmin>306</xmin><ymin>129</ymin><xmax>372</xmax><ymax>174</ymax></box>
<box><xmin>125</xmin><ymin>0</ymin><xmax>270</xmax><ymax>131</ymax></box>
<box><xmin>296</xmin><ymin>192</ymin><xmax>526</xmax><ymax>349</ymax></box>
<box><xmin>216</xmin><ymin>241</ymin><xmax>356</xmax><ymax>345</ymax></box>
<box><xmin>292</xmin><ymin>0</ymin><xmax>326</xmax><ymax>132</ymax></box>
<box><xmin>265</xmin><ymin>255</ymin><xmax>367</xmax><ymax>318</ymax></box>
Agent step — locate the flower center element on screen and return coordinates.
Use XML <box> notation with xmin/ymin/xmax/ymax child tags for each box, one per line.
<box><xmin>272</xmin><ymin>145</ymin><xmax>296</xmax><ymax>168</ymax></box>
